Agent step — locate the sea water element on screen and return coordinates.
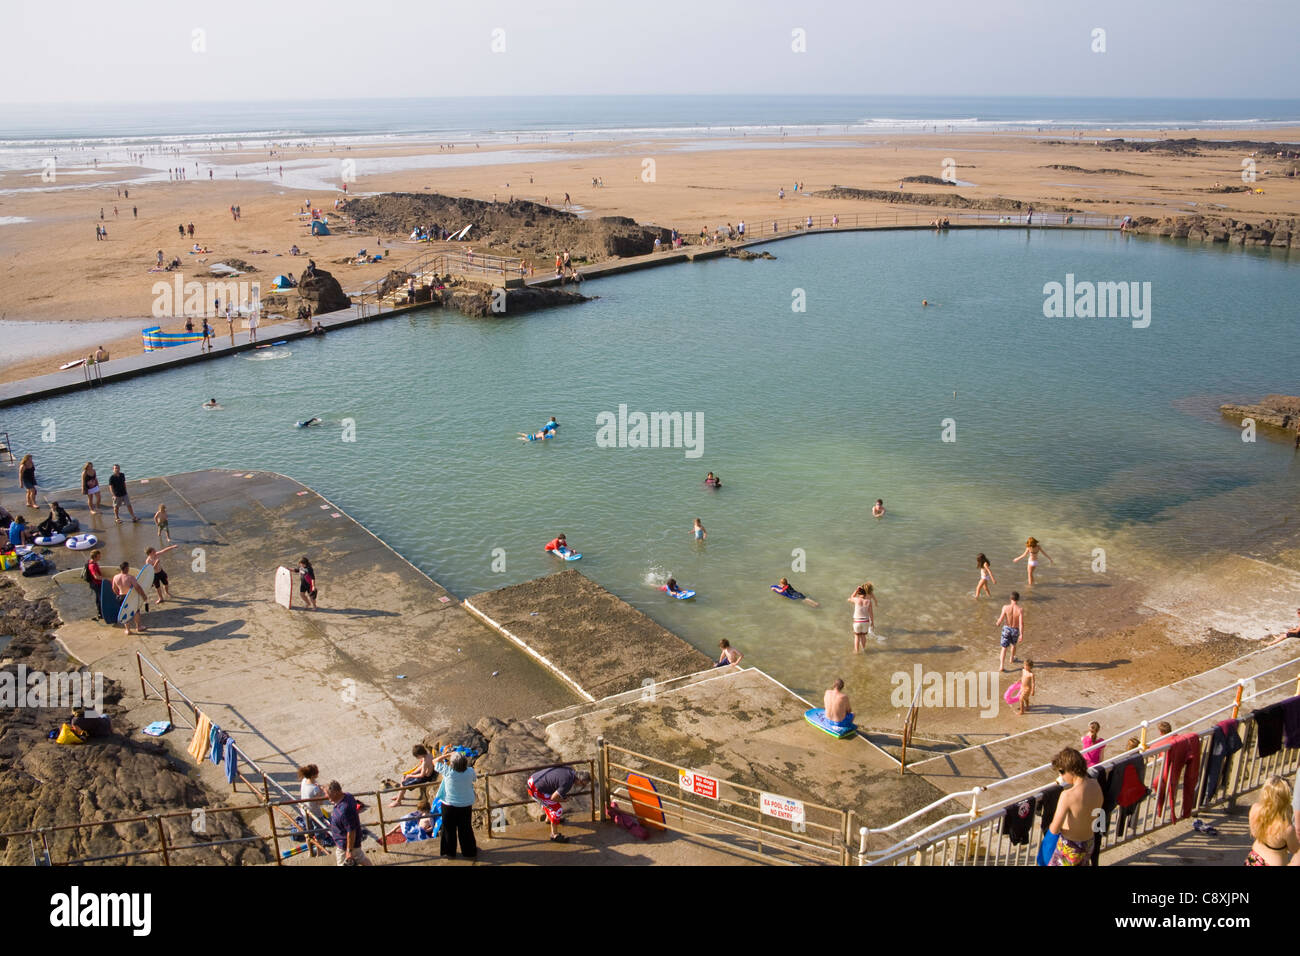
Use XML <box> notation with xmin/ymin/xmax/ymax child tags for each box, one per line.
<box><xmin>7</xmin><ymin>229</ymin><xmax>1299</xmax><ymax>695</ymax></box>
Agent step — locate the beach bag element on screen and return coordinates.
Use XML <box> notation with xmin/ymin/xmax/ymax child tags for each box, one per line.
<box><xmin>21</xmin><ymin>555</ymin><xmax>51</xmax><ymax>577</ymax></box>
<box><xmin>0</xmin><ymin>552</ymin><xmax>16</xmax><ymax>571</ymax></box>
<box><xmin>56</xmin><ymin>723</ymin><xmax>87</xmax><ymax>746</ymax></box>
<box><xmin>83</xmin><ymin>561</ymin><xmax>94</xmax><ymax>584</ymax></box>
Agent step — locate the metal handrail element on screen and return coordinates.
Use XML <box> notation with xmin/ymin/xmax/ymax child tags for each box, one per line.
<box><xmin>857</xmin><ymin>652</ymin><xmax>1300</xmax><ymax>850</ymax></box>
<box><xmin>863</xmin><ymin>671</ymin><xmax>1300</xmax><ymax>863</ymax></box>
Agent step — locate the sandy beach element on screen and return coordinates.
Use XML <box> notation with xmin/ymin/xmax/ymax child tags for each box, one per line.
<box><xmin>3</xmin><ymin>127</ymin><xmax>1298</xmax><ymax>383</ymax></box>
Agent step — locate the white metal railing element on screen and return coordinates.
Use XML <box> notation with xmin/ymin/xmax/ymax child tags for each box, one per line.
<box><xmin>862</xmin><ymin>668</ymin><xmax>1300</xmax><ymax>865</ymax></box>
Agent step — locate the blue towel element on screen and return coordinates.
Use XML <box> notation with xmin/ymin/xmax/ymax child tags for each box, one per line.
<box><xmin>1037</xmin><ymin>830</ymin><xmax>1059</xmax><ymax>866</ymax></box>
<box><xmin>142</xmin><ymin>720</ymin><xmax>171</xmax><ymax>737</ymax></box>
<box><xmin>224</xmin><ymin>737</ymin><xmax>238</xmax><ymax>784</ymax></box>
<box><xmin>210</xmin><ymin>726</ymin><xmax>224</xmax><ymax>765</ymax></box>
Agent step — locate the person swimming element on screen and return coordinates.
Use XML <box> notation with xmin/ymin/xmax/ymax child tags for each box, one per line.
<box><xmin>520</xmin><ymin>430</ymin><xmax>553</xmax><ymax>441</ymax></box>
<box><xmin>704</xmin><ymin>472</ymin><xmax>721</xmax><ymax>488</ymax></box>
<box><xmin>872</xmin><ymin>499</ymin><xmax>885</xmax><ymax>518</ymax></box>
<box><xmin>202</xmin><ymin>398</ymin><xmax>221</xmax><ymax>409</ymax></box>
<box><xmin>541</xmin><ymin>417</ymin><xmax>559</xmax><ymax>434</ymax></box>
<box><xmin>297</xmin><ymin>417</ymin><xmax>323</xmax><ymax>428</ymax></box>
<box><xmin>664</xmin><ymin>577</ymin><xmax>686</xmax><ymax>597</ymax></box>
<box><xmin>692</xmin><ymin>518</ymin><xmax>706</xmax><ymax>540</ymax></box>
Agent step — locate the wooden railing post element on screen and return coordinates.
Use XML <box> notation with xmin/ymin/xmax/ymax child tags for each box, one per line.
<box><xmin>154</xmin><ymin>816</ymin><xmax>171</xmax><ymax>866</ymax></box>
<box><xmin>375</xmin><ymin>792</ymin><xmax>389</xmax><ymax>854</ymax></box>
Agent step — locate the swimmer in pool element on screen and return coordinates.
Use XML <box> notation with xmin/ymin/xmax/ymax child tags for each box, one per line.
<box><xmin>664</xmin><ymin>577</ymin><xmax>687</xmax><ymax>597</ymax></box>
<box><xmin>872</xmin><ymin>499</ymin><xmax>885</xmax><ymax>518</ymax></box>
<box><xmin>202</xmin><ymin>398</ymin><xmax>221</xmax><ymax>409</ymax></box>
<box><xmin>541</xmin><ymin>417</ymin><xmax>559</xmax><ymax>434</ymax></box>
<box><xmin>692</xmin><ymin>518</ymin><xmax>706</xmax><ymax>540</ymax></box>
<box><xmin>1013</xmin><ymin>536</ymin><xmax>1053</xmax><ymax>587</ymax></box>
<box><xmin>297</xmin><ymin>417</ymin><xmax>323</xmax><ymax>428</ymax></box>
<box><xmin>704</xmin><ymin>472</ymin><xmax>721</xmax><ymax>488</ymax></box>
<box><xmin>520</xmin><ymin>430</ymin><xmax>553</xmax><ymax>441</ymax></box>
<box><xmin>544</xmin><ymin>535</ymin><xmax>569</xmax><ymax>555</ymax></box>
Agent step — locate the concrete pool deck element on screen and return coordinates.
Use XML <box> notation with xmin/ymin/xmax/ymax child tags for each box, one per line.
<box><xmin>12</xmin><ymin>466</ymin><xmax>921</xmax><ymax>843</ymax></box>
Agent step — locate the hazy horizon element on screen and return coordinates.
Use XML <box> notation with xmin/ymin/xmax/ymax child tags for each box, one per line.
<box><xmin>3</xmin><ymin>0</ymin><xmax>1296</xmax><ymax>105</ymax></box>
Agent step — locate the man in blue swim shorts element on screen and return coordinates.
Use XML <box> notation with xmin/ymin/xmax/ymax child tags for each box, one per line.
<box><xmin>995</xmin><ymin>591</ymin><xmax>1024</xmax><ymax>673</ymax></box>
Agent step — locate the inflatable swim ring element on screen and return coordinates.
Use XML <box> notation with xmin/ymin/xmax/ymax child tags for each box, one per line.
<box><xmin>66</xmin><ymin>533</ymin><xmax>99</xmax><ymax>551</ymax></box>
<box><xmin>34</xmin><ymin>533</ymin><xmax>67</xmax><ymax>546</ymax></box>
<box><xmin>1004</xmin><ymin>681</ymin><xmax>1022</xmax><ymax>705</ymax></box>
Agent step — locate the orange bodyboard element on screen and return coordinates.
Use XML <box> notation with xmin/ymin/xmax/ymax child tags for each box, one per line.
<box><xmin>626</xmin><ymin>772</ymin><xmax>665</xmax><ymax>831</ymax></box>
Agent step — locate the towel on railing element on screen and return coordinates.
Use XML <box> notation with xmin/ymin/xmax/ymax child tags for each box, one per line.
<box><xmin>1252</xmin><ymin>703</ymin><xmax>1286</xmax><ymax>758</ymax></box>
<box><xmin>209</xmin><ymin>725</ymin><xmax>225</xmax><ymax>765</ymax></box>
<box><xmin>187</xmin><ymin>714</ymin><xmax>213</xmax><ymax>762</ymax></box>
<box><xmin>1283</xmin><ymin>696</ymin><xmax>1300</xmax><ymax>750</ymax></box>
<box><xmin>1001</xmin><ymin>797</ymin><xmax>1035</xmax><ymax>846</ymax></box>
<box><xmin>224</xmin><ymin>737</ymin><xmax>238</xmax><ymax>784</ymax></box>
<box><xmin>1200</xmin><ymin>720</ymin><xmax>1242</xmax><ymax>805</ymax></box>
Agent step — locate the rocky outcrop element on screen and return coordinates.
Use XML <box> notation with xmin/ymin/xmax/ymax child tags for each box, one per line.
<box><xmin>0</xmin><ymin>579</ymin><xmax>270</xmax><ymax>866</ymax></box>
<box><xmin>725</xmin><ymin>249</ymin><xmax>777</xmax><ymax>261</ymax></box>
<box><xmin>1220</xmin><ymin>395</ymin><xmax>1300</xmax><ymax>436</ymax></box>
<box><xmin>1041</xmin><ymin>164</ymin><xmax>1144</xmax><ymax>176</ymax></box>
<box><xmin>341</xmin><ymin>194</ymin><xmax>671</xmax><ymax>264</ymax></box>
<box><xmin>900</xmin><ymin>175</ymin><xmax>957</xmax><ymax>186</ymax></box>
<box><xmin>1095</xmin><ymin>138</ymin><xmax>1300</xmax><ymax>159</ymax></box>
<box><xmin>435</xmin><ymin>283</ymin><xmax>590</xmax><ymax>318</ymax></box>
<box><xmin>1128</xmin><ymin>215</ymin><xmax>1300</xmax><ymax>248</ymax></box>
<box><xmin>420</xmin><ymin>717</ymin><xmax>569</xmax><ymax>827</ymax></box>
<box><xmin>813</xmin><ymin>186</ymin><xmax>1074</xmax><ymax>213</ymax></box>
<box><xmin>297</xmin><ymin>267</ymin><xmax>351</xmax><ymax>315</ymax></box>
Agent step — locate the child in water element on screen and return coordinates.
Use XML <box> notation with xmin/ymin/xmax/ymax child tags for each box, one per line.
<box><xmin>1017</xmin><ymin>660</ymin><xmax>1035</xmax><ymax>716</ymax></box>
<box><xmin>1013</xmin><ymin>537</ymin><xmax>1053</xmax><ymax>586</ymax></box>
<box><xmin>872</xmin><ymin>499</ymin><xmax>885</xmax><ymax>518</ymax></box>
<box><xmin>664</xmin><ymin>577</ymin><xmax>685</xmax><ymax>597</ymax></box>
<box><xmin>974</xmin><ymin>553</ymin><xmax>995</xmax><ymax>599</ymax></box>
<box><xmin>716</xmin><ymin>639</ymin><xmax>743</xmax><ymax>667</ymax></box>
<box><xmin>692</xmin><ymin>518</ymin><xmax>706</xmax><ymax>540</ymax></box>
<box><xmin>704</xmin><ymin>472</ymin><xmax>721</xmax><ymax>488</ymax></box>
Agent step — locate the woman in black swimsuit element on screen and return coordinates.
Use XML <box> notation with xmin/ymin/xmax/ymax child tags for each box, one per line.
<box><xmin>81</xmin><ymin>462</ymin><xmax>102</xmax><ymax>515</ymax></box>
<box><xmin>295</xmin><ymin>557</ymin><xmax>318</xmax><ymax>609</ymax></box>
<box><xmin>20</xmin><ymin>454</ymin><xmax>37</xmax><ymax>509</ymax></box>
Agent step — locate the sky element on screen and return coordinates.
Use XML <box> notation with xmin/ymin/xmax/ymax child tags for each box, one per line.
<box><xmin>2</xmin><ymin>0</ymin><xmax>1297</xmax><ymax>103</ymax></box>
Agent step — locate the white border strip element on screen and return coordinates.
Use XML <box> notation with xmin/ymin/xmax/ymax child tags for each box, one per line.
<box><xmin>461</xmin><ymin>599</ymin><xmax>596</xmax><ymax>703</ymax></box>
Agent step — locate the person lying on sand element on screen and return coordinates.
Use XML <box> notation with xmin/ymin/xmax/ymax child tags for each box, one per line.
<box><xmin>1263</xmin><ymin>609</ymin><xmax>1300</xmax><ymax>647</ymax></box>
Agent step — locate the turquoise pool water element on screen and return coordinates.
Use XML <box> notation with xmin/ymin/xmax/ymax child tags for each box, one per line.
<box><xmin>8</xmin><ymin>229</ymin><xmax>1300</xmax><ymax>696</ymax></box>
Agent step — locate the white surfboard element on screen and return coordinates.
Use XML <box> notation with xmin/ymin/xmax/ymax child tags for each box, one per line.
<box><xmin>451</xmin><ymin>224</ymin><xmax>472</xmax><ymax>241</ymax></box>
<box><xmin>117</xmin><ymin>565</ymin><xmax>155</xmax><ymax>625</ymax></box>
<box><xmin>275</xmin><ymin>566</ymin><xmax>293</xmax><ymax>609</ymax></box>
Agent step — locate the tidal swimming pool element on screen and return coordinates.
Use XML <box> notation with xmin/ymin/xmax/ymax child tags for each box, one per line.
<box><xmin>11</xmin><ymin>229</ymin><xmax>1300</xmax><ymax>695</ymax></box>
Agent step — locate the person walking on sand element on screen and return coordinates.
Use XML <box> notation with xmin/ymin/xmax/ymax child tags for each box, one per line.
<box><xmin>848</xmin><ymin>584</ymin><xmax>874</xmax><ymax>653</ymax></box>
<box><xmin>154</xmin><ymin>503</ymin><xmax>172</xmax><ymax>544</ymax></box>
<box><xmin>995</xmin><ymin>591</ymin><xmax>1024</xmax><ymax>672</ymax></box>
<box><xmin>111</xmin><ymin>562</ymin><xmax>148</xmax><ymax>635</ymax></box>
<box><xmin>692</xmin><ymin>518</ymin><xmax>706</xmax><ymax>541</ymax></box>
<box><xmin>974</xmin><ymin>552</ymin><xmax>996</xmax><ymax>599</ymax></box>
<box><xmin>824</xmin><ymin>678</ymin><xmax>852</xmax><ymax>723</ymax></box>
<box><xmin>81</xmin><ymin>461</ymin><xmax>102</xmax><ymax>514</ymax></box>
<box><xmin>108</xmin><ymin>464</ymin><xmax>139</xmax><ymax>523</ymax></box>
<box><xmin>19</xmin><ymin>454</ymin><xmax>38</xmax><ymax>509</ymax></box>
<box><xmin>1013</xmin><ymin>536</ymin><xmax>1052</xmax><ymax>586</ymax></box>
<box><xmin>144</xmin><ymin>545</ymin><xmax>177</xmax><ymax>603</ymax></box>
<box><xmin>1016</xmin><ymin>660</ymin><xmax>1035</xmax><ymax>716</ymax></box>
<box><xmin>292</xmin><ymin>557</ymin><xmax>318</xmax><ymax>609</ymax></box>
<box><xmin>716</xmin><ymin>639</ymin><xmax>743</xmax><ymax>667</ymax></box>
